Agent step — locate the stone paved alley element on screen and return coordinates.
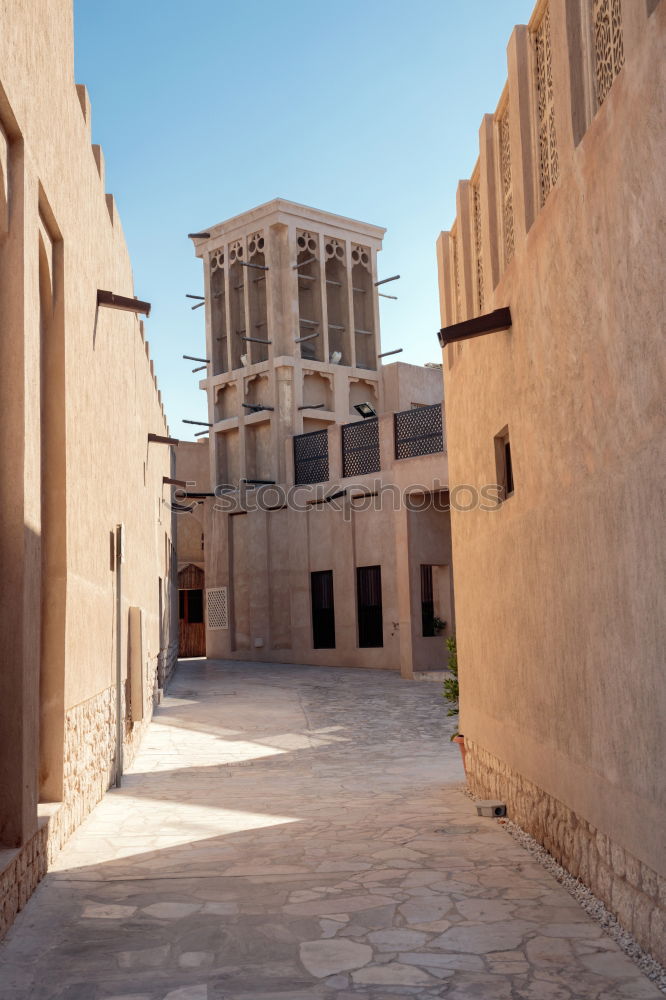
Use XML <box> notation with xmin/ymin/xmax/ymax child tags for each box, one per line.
<box><xmin>1</xmin><ymin>661</ymin><xmax>660</xmax><ymax>1000</ymax></box>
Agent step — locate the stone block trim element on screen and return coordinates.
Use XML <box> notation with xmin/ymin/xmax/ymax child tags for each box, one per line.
<box><xmin>56</xmin><ymin>686</ymin><xmax>117</xmax><ymax>855</ymax></box>
<box><xmin>2</xmin><ymin>653</ymin><xmax>169</xmax><ymax>939</ymax></box>
<box><xmin>0</xmin><ymin>823</ymin><xmax>48</xmax><ymax>939</ymax></box>
<box><xmin>163</xmin><ymin>638</ymin><xmax>179</xmax><ymax>689</ymax></box>
<box><xmin>466</xmin><ymin>738</ymin><xmax>665</xmax><ymax>965</ymax></box>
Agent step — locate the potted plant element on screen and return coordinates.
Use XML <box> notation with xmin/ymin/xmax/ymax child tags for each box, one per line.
<box><xmin>442</xmin><ymin>635</ymin><xmax>467</xmax><ymax>773</ymax></box>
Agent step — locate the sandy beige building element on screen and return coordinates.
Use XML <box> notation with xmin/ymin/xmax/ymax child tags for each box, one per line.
<box><xmin>0</xmin><ymin>1</ymin><xmax>177</xmax><ymax>935</ymax></box>
<box><xmin>177</xmin><ymin>201</ymin><xmax>453</xmax><ymax>675</ymax></box>
<box><xmin>436</xmin><ymin>0</ymin><xmax>665</xmax><ymax>963</ymax></box>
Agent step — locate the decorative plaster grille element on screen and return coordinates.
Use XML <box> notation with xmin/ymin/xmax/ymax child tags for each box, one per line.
<box><xmin>534</xmin><ymin>5</ymin><xmax>559</xmax><ymax>208</ymax></box>
<box><xmin>247</xmin><ymin>231</ymin><xmax>265</xmax><ymax>256</ymax></box>
<box><xmin>207</xmin><ymin>587</ymin><xmax>229</xmax><ymax>630</ymax></box>
<box><xmin>211</xmin><ymin>249</ymin><xmax>224</xmax><ymax>271</ymax></box>
<box><xmin>297</xmin><ymin>230</ymin><xmax>319</xmax><ymax>257</ymax></box>
<box><xmin>592</xmin><ymin>0</ymin><xmax>625</xmax><ymax>108</ymax></box>
<box><xmin>342</xmin><ymin>418</ymin><xmax>380</xmax><ymax>478</ymax></box>
<box><xmin>325</xmin><ymin>237</ymin><xmax>346</xmax><ymax>262</ymax></box>
<box><xmin>452</xmin><ymin>232</ymin><xmax>462</xmax><ymax>321</ymax></box>
<box><xmin>351</xmin><ymin>244</ymin><xmax>371</xmax><ymax>270</ymax></box>
<box><xmin>498</xmin><ymin>106</ymin><xmax>515</xmax><ymax>266</ymax></box>
<box><xmin>294</xmin><ymin>428</ymin><xmax>329</xmax><ymax>485</ymax></box>
<box><xmin>229</xmin><ymin>240</ymin><xmax>244</xmax><ymax>262</ymax></box>
<box><xmin>394</xmin><ymin>404</ymin><xmax>444</xmax><ymax>460</ymax></box>
<box><xmin>472</xmin><ymin>182</ymin><xmax>484</xmax><ymax>313</ymax></box>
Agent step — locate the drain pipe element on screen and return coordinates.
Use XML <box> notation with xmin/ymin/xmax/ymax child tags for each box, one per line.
<box><xmin>115</xmin><ymin>523</ymin><xmax>125</xmax><ymax>788</ymax></box>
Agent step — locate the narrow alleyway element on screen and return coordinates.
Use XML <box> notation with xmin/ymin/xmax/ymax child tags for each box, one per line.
<box><xmin>1</xmin><ymin>661</ymin><xmax>659</xmax><ymax>1000</ymax></box>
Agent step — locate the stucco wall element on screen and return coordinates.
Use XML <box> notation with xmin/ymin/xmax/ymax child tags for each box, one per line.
<box><xmin>0</xmin><ymin>0</ymin><xmax>176</xmax><ymax>934</ymax></box>
<box><xmin>204</xmin><ymin>496</ymin><xmax>452</xmax><ymax>674</ymax></box>
<box><xmin>176</xmin><ymin>440</ymin><xmax>209</xmax><ymax>570</ymax></box>
<box><xmin>381</xmin><ymin>362</ymin><xmax>443</xmax><ymax>413</ymax></box>
<box><xmin>203</xmin><ymin>407</ymin><xmax>452</xmax><ymax>675</ymax></box>
<box><xmin>436</xmin><ymin>0</ymin><xmax>665</xmax><ymax>961</ymax></box>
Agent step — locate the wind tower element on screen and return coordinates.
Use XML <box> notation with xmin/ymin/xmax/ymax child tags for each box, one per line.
<box><xmin>190</xmin><ymin>199</ymin><xmax>386</xmax><ymax>489</ymax></box>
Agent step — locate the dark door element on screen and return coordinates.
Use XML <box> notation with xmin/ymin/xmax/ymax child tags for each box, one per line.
<box><xmin>179</xmin><ymin>588</ymin><xmax>206</xmax><ymax>657</ymax></box>
<box><xmin>311</xmin><ymin>570</ymin><xmax>335</xmax><ymax>649</ymax></box>
<box><xmin>357</xmin><ymin>565</ymin><xmax>383</xmax><ymax>648</ymax></box>
<box><xmin>421</xmin><ymin>564</ymin><xmax>435</xmax><ymax>636</ymax></box>
<box><xmin>178</xmin><ymin>565</ymin><xmax>206</xmax><ymax>657</ymax></box>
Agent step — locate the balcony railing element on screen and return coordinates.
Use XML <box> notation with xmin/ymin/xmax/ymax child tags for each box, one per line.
<box><xmin>341</xmin><ymin>417</ymin><xmax>380</xmax><ymax>478</ymax></box>
<box><xmin>394</xmin><ymin>403</ymin><xmax>444</xmax><ymax>460</ymax></box>
<box><xmin>294</xmin><ymin>428</ymin><xmax>329</xmax><ymax>485</ymax></box>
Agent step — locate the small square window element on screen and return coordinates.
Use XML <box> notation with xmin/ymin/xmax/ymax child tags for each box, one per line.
<box><xmin>494</xmin><ymin>426</ymin><xmax>514</xmax><ymax>500</ymax></box>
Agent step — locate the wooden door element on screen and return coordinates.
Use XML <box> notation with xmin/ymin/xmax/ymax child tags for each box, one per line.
<box><xmin>178</xmin><ymin>565</ymin><xmax>206</xmax><ymax>657</ymax></box>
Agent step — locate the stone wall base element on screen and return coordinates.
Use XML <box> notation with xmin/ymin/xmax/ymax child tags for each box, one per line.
<box><xmin>0</xmin><ymin>822</ymin><xmax>48</xmax><ymax>939</ymax></box>
<box><xmin>162</xmin><ymin>638</ymin><xmax>179</xmax><ymax>690</ymax></box>
<box><xmin>1</xmin><ymin>643</ymin><xmax>178</xmax><ymax>939</ymax></box>
<box><xmin>466</xmin><ymin>738</ymin><xmax>665</xmax><ymax>965</ymax></box>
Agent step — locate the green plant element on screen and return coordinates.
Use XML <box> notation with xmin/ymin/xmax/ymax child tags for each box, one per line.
<box><xmin>442</xmin><ymin>635</ymin><xmax>460</xmax><ymax>736</ymax></box>
<box><xmin>432</xmin><ymin>616</ymin><xmax>447</xmax><ymax>633</ymax></box>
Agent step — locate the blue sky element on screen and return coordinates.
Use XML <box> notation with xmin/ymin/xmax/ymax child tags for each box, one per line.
<box><xmin>74</xmin><ymin>0</ymin><xmax>534</xmax><ymax>440</ymax></box>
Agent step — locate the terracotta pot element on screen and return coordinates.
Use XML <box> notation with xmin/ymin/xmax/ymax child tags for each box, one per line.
<box><xmin>452</xmin><ymin>734</ymin><xmax>467</xmax><ymax>775</ymax></box>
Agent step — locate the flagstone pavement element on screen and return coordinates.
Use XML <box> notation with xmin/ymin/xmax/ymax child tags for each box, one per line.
<box><xmin>1</xmin><ymin>659</ymin><xmax>660</xmax><ymax>1000</ymax></box>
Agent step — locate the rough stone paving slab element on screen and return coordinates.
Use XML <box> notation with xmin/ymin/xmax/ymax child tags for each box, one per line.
<box><xmin>0</xmin><ymin>659</ymin><xmax>660</xmax><ymax>999</ymax></box>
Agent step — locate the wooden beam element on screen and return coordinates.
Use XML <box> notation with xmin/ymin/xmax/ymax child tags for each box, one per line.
<box><xmin>163</xmin><ymin>477</ymin><xmax>187</xmax><ymax>487</ymax></box>
<box><xmin>97</xmin><ymin>289</ymin><xmax>151</xmax><ymax>317</ymax></box>
<box><xmin>437</xmin><ymin>306</ymin><xmax>511</xmax><ymax>347</ymax></box>
<box><xmin>148</xmin><ymin>433</ymin><xmax>179</xmax><ymax>446</ymax></box>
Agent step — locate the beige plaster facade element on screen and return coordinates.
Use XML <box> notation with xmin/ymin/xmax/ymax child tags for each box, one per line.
<box><xmin>179</xmin><ymin>203</ymin><xmax>453</xmax><ymax>675</ymax></box>
<box><xmin>436</xmin><ymin>0</ymin><xmax>665</xmax><ymax>963</ymax></box>
<box><xmin>0</xmin><ymin>0</ymin><xmax>177</xmax><ymax>936</ymax></box>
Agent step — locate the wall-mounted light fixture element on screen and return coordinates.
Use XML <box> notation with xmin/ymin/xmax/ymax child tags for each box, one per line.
<box><xmin>354</xmin><ymin>402</ymin><xmax>376</xmax><ymax>419</ymax></box>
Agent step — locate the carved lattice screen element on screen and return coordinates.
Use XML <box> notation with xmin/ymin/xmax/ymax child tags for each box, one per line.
<box><xmin>472</xmin><ymin>181</ymin><xmax>484</xmax><ymax>313</ymax></box>
<box><xmin>592</xmin><ymin>0</ymin><xmax>625</xmax><ymax>108</ymax></box>
<box><xmin>498</xmin><ymin>105</ymin><xmax>515</xmax><ymax>266</ymax></box>
<box><xmin>534</xmin><ymin>4</ymin><xmax>559</xmax><ymax>207</ymax></box>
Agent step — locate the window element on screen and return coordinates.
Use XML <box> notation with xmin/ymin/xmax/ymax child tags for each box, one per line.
<box><xmin>421</xmin><ymin>565</ymin><xmax>435</xmax><ymax>637</ymax></box>
<box><xmin>357</xmin><ymin>565</ymin><xmax>383</xmax><ymax>648</ymax></box>
<box><xmin>494</xmin><ymin>426</ymin><xmax>515</xmax><ymax>500</ymax></box>
<box><xmin>311</xmin><ymin>570</ymin><xmax>335</xmax><ymax>649</ymax></box>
